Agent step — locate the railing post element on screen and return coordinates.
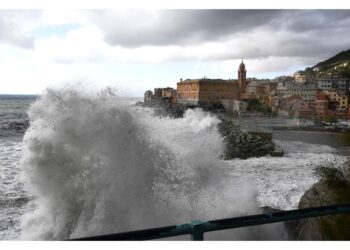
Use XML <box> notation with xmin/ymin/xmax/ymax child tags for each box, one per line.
<box><xmin>70</xmin><ymin>204</ymin><xmax>350</xmax><ymax>241</ymax></box>
<box><xmin>191</xmin><ymin>221</ymin><xmax>204</xmax><ymax>241</ymax></box>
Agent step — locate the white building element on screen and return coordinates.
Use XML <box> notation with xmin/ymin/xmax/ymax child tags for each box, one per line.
<box><xmin>317</xmin><ymin>77</ymin><xmax>349</xmax><ymax>95</ymax></box>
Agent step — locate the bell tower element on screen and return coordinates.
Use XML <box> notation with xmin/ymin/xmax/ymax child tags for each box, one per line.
<box><xmin>238</xmin><ymin>58</ymin><xmax>247</xmax><ymax>92</ymax></box>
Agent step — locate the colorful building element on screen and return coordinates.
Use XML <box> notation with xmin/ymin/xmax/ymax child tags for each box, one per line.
<box><xmin>339</xmin><ymin>95</ymin><xmax>349</xmax><ymax>111</ymax></box>
<box><xmin>316</xmin><ymin>76</ymin><xmax>349</xmax><ymax>95</ymax></box>
<box><xmin>176</xmin><ymin>61</ymin><xmax>246</xmax><ymax>108</ymax></box>
<box><xmin>277</xmin><ymin>83</ymin><xmax>318</xmax><ymax>101</ymax></box>
<box><xmin>278</xmin><ymin>95</ymin><xmax>314</xmax><ymax>119</ymax></box>
<box><xmin>315</xmin><ymin>92</ymin><xmax>332</xmax><ymax>119</ymax></box>
<box><xmin>176</xmin><ymin>78</ymin><xmax>239</xmax><ymax>108</ymax></box>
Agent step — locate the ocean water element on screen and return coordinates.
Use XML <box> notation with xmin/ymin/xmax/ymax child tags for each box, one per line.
<box><xmin>0</xmin><ymin>95</ymin><xmax>37</xmax><ymax>240</ymax></box>
<box><xmin>0</xmin><ymin>89</ymin><xmax>349</xmax><ymax>240</ymax></box>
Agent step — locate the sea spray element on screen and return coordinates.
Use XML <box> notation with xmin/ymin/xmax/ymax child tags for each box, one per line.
<box><xmin>20</xmin><ymin>86</ymin><xmax>286</xmax><ymax>240</ymax></box>
<box><xmin>20</xmin><ymin>87</ymin><xmax>174</xmax><ymax>239</ymax></box>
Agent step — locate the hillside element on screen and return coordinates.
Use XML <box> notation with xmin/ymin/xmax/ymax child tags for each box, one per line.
<box><xmin>313</xmin><ymin>49</ymin><xmax>350</xmax><ymax>69</ymax></box>
<box><xmin>311</xmin><ymin>49</ymin><xmax>350</xmax><ymax>78</ymax></box>
<box><xmin>297</xmin><ymin>49</ymin><xmax>350</xmax><ymax>78</ymax></box>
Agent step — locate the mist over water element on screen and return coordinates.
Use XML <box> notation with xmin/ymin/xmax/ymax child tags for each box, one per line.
<box><xmin>18</xmin><ymin>86</ymin><xmax>348</xmax><ymax>240</ymax></box>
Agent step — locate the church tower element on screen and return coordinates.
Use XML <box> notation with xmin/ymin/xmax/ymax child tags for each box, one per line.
<box><xmin>238</xmin><ymin>58</ymin><xmax>247</xmax><ymax>92</ymax></box>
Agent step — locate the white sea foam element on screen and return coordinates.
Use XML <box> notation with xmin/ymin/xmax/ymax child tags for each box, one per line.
<box><xmin>19</xmin><ymin>86</ymin><xmax>348</xmax><ymax>240</ymax></box>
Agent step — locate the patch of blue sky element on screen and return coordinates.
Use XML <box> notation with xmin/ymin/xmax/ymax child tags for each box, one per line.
<box><xmin>31</xmin><ymin>23</ymin><xmax>82</xmax><ymax>39</ymax></box>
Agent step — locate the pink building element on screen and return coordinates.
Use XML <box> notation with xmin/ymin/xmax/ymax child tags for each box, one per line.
<box><xmin>278</xmin><ymin>95</ymin><xmax>314</xmax><ymax>119</ymax></box>
<box><xmin>288</xmin><ymin>98</ymin><xmax>314</xmax><ymax>120</ymax></box>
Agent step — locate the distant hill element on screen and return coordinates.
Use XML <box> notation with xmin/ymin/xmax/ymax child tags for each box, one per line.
<box><xmin>313</xmin><ymin>49</ymin><xmax>350</xmax><ymax>69</ymax></box>
<box><xmin>297</xmin><ymin>49</ymin><xmax>350</xmax><ymax>78</ymax></box>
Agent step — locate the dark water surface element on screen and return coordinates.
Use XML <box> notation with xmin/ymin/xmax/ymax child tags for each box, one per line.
<box><xmin>273</xmin><ymin>130</ymin><xmax>350</xmax><ymax>156</ymax></box>
<box><xmin>0</xmin><ymin>95</ymin><xmax>38</xmax><ymax>137</ymax></box>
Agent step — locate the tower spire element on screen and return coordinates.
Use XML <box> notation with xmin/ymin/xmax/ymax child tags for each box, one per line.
<box><xmin>238</xmin><ymin>59</ymin><xmax>247</xmax><ymax>92</ymax></box>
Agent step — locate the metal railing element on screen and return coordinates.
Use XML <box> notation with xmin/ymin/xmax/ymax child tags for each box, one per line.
<box><xmin>71</xmin><ymin>204</ymin><xmax>350</xmax><ymax>241</ymax></box>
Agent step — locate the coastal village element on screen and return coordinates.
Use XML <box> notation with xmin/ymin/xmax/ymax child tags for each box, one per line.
<box><xmin>142</xmin><ymin>51</ymin><xmax>350</xmax><ymax>159</ymax></box>
<box><xmin>143</xmin><ymin>57</ymin><xmax>350</xmax><ymax>124</ymax></box>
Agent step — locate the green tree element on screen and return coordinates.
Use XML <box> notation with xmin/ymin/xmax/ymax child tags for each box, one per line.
<box><xmin>246</xmin><ymin>99</ymin><xmax>272</xmax><ymax>115</ymax></box>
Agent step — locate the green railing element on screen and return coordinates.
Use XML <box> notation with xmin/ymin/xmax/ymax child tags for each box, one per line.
<box><xmin>71</xmin><ymin>204</ymin><xmax>350</xmax><ymax>241</ymax></box>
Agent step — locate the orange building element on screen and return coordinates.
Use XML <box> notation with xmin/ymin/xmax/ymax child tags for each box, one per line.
<box><xmin>315</xmin><ymin>92</ymin><xmax>331</xmax><ymax>119</ymax></box>
<box><xmin>176</xmin><ymin>61</ymin><xmax>246</xmax><ymax>108</ymax></box>
<box><xmin>176</xmin><ymin>78</ymin><xmax>239</xmax><ymax>107</ymax></box>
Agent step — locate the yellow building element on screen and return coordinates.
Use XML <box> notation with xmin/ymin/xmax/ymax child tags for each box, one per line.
<box><xmin>324</xmin><ymin>89</ymin><xmax>349</xmax><ymax>111</ymax></box>
<box><xmin>339</xmin><ymin>95</ymin><xmax>349</xmax><ymax>111</ymax></box>
<box><xmin>324</xmin><ymin>89</ymin><xmax>339</xmax><ymax>102</ymax></box>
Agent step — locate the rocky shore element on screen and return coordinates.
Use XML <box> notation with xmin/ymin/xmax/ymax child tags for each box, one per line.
<box><xmin>218</xmin><ymin>119</ymin><xmax>277</xmax><ymax>159</ymax></box>
<box><xmin>140</xmin><ymin>101</ymin><xmax>282</xmax><ymax>159</ymax></box>
<box><xmin>260</xmin><ymin>161</ymin><xmax>350</xmax><ymax>240</ymax></box>
<box><xmin>288</xmin><ymin>161</ymin><xmax>350</xmax><ymax>240</ymax></box>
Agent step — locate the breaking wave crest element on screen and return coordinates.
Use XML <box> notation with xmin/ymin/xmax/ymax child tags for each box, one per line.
<box><xmin>20</xmin><ymin>86</ymin><xmax>285</xmax><ymax>240</ymax></box>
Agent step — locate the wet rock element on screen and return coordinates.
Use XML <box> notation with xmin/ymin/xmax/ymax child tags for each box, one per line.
<box><xmin>218</xmin><ymin>119</ymin><xmax>276</xmax><ymax>159</ymax></box>
<box><xmin>290</xmin><ymin>162</ymin><xmax>350</xmax><ymax>240</ymax></box>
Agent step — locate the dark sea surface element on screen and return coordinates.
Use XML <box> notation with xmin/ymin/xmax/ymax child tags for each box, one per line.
<box><xmin>0</xmin><ymin>95</ymin><xmax>38</xmax><ymax>137</ymax></box>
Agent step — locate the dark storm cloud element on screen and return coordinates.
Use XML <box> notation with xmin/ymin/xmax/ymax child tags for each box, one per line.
<box><xmin>90</xmin><ymin>10</ymin><xmax>283</xmax><ymax>47</ymax></box>
<box><xmin>91</xmin><ymin>10</ymin><xmax>350</xmax><ymax>46</ymax></box>
<box><xmin>278</xmin><ymin>10</ymin><xmax>350</xmax><ymax>32</ymax></box>
<box><xmin>89</xmin><ymin>9</ymin><xmax>350</xmax><ymax>63</ymax></box>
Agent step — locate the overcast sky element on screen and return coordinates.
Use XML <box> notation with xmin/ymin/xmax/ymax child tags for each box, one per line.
<box><xmin>1</xmin><ymin>9</ymin><xmax>350</xmax><ymax>95</ymax></box>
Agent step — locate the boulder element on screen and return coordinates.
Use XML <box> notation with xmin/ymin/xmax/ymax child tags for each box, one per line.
<box><xmin>290</xmin><ymin>162</ymin><xmax>350</xmax><ymax>240</ymax></box>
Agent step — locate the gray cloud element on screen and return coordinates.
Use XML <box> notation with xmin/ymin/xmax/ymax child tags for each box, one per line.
<box><xmin>89</xmin><ymin>10</ymin><xmax>350</xmax><ymax>64</ymax></box>
<box><xmin>278</xmin><ymin>10</ymin><xmax>350</xmax><ymax>32</ymax></box>
<box><xmin>90</xmin><ymin>10</ymin><xmax>350</xmax><ymax>44</ymax></box>
<box><xmin>90</xmin><ymin>10</ymin><xmax>282</xmax><ymax>47</ymax></box>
